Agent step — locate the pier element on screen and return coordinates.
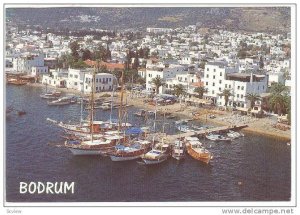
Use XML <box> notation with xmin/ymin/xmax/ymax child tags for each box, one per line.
<box><xmin>152</xmin><ymin>124</ymin><xmax>249</xmax><ymax>143</ymax></box>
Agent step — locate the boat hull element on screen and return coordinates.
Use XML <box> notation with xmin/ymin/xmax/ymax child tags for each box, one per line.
<box><xmin>186</xmin><ymin>145</ymin><xmax>212</xmax><ymax>164</ymax></box>
<box><xmin>142</xmin><ymin>156</ymin><xmax>168</xmax><ymax>165</ymax></box>
<box><xmin>110</xmin><ymin>154</ymin><xmax>142</xmax><ymax>161</ymax></box>
<box><xmin>68</xmin><ymin>147</ymin><xmax>103</xmax><ymax>155</ymax></box>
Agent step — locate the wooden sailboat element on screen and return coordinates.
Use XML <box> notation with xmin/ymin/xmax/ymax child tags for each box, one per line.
<box><xmin>109</xmin><ymin>70</ymin><xmax>150</xmax><ymax>161</ymax></box>
<box><xmin>64</xmin><ymin>64</ymin><xmax>119</xmax><ymax>155</ymax></box>
<box><xmin>139</xmin><ymin>101</ymin><xmax>171</xmax><ymax>165</ymax></box>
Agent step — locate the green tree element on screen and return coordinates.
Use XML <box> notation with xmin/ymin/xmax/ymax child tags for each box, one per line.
<box><xmin>69</xmin><ymin>41</ymin><xmax>80</xmax><ymax>61</ymax></box>
<box><xmin>172</xmin><ymin>84</ymin><xmax>186</xmax><ymax>97</ymax></box>
<box><xmin>219</xmin><ymin>89</ymin><xmax>233</xmax><ymax>108</ymax></box>
<box><xmin>269</xmin><ymin>94</ymin><xmax>289</xmax><ymax>115</ymax></box>
<box><xmin>245</xmin><ymin>93</ymin><xmax>261</xmax><ymax>109</ymax></box>
<box><xmin>268</xmin><ymin>83</ymin><xmax>290</xmax><ymax>116</ymax></box>
<box><xmin>270</xmin><ymin>83</ymin><xmax>288</xmax><ymax>94</ymax></box>
<box><xmin>194</xmin><ymin>86</ymin><xmax>207</xmax><ymax>99</ymax></box>
<box><xmin>151</xmin><ymin>76</ymin><xmax>165</xmax><ymax>94</ymax></box>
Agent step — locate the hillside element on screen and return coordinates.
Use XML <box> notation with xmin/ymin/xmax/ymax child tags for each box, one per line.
<box><xmin>6</xmin><ymin>7</ymin><xmax>291</xmax><ymax>33</ymax></box>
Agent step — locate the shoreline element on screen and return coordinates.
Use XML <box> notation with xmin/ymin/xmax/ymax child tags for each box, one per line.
<box><xmin>25</xmin><ymin>83</ymin><xmax>291</xmax><ymax>141</ymax></box>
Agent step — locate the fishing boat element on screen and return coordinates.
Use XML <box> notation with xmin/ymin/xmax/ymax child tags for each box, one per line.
<box><xmin>172</xmin><ymin>139</ymin><xmax>185</xmax><ymax>160</ymax></box>
<box><xmin>40</xmin><ymin>91</ymin><xmax>61</xmax><ymax>99</ymax></box>
<box><xmin>47</xmin><ymin>96</ymin><xmax>76</xmax><ymax>106</ymax></box>
<box><xmin>206</xmin><ymin>133</ymin><xmax>232</xmax><ymax>142</ymax></box>
<box><xmin>185</xmin><ymin>137</ymin><xmax>213</xmax><ymax>164</ymax></box>
<box><xmin>227</xmin><ymin>130</ymin><xmax>243</xmax><ymax>139</ymax></box>
<box><xmin>140</xmin><ymin>143</ymin><xmax>170</xmax><ymax>165</ymax></box>
<box><xmin>7</xmin><ymin>78</ymin><xmax>27</xmax><ymax>85</ymax></box>
<box><xmin>109</xmin><ymin>140</ymin><xmax>151</xmax><ymax>161</ymax></box>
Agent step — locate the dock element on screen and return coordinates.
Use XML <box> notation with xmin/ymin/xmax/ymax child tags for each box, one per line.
<box><xmin>164</xmin><ymin>124</ymin><xmax>248</xmax><ymax>143</ymax></box>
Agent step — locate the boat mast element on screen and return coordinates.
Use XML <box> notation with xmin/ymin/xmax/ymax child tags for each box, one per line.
<box><xmin>153</xmin><ymin>99</ymin><xmax>157</xmax><ymax>133</ymax></box>
<box><xmin>90</xmin><ymin>65</ymin><xmax>96</xmax><ymax>142</ymax></box>
<box><xmin>109</xmin><ymin>85</ymin><xmax>114</xmax><ymax>124</ymax></box>
<box><xmin>118</xmin><ymin>69</ymin><xmax>124</xmax><ymax>133</ymax></box>
<box><xmin>80</xmin><ymin>97</ymin><xmax>83</xmax><ymax>126</ymax></box>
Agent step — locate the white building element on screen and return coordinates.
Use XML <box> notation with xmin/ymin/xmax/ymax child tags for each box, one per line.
<box><xmin>13</xmin><ymin>53</ymin><xmax>45</xmax><ymax>74</ymax></box>
<box><xmin>146</xmin><ymin>28</ymin><xmax>172</xmax><ymax>34</ymax></box>
<box><xmin>267</xmin><ymin>72</ymin><xmax>285</xmax><ymax>86</ymax></box>
<box><xmin>42</xmin><ymin>69</ymin><xmax>68</xmax><ymax>88</ymax></box>
<box><xmin>165</xmin><ymin>72</ymin><xmax>201</xmax><ymax>95</ymax></box>
<box><xmin>145</xmin><ymin>65</ymin><xmax>186</xmax><ymax>94</ymax></box>
<box><xmin>66</xmin><ymin>68</ymin><xmax>117</xmax><ymax>94</ymax></box>
<box><xmin>203</xmin><ymin>61</ymin><xmax>268</xmax><ymax>108</ymax></box>
<box><xmin>31</xmin><ymin>66</ymin><xmax>48</xmax><ymax>77</ymax></box>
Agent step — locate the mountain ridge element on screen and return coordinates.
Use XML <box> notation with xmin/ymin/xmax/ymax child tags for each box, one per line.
<box><xmin>6</xmin><ymin>7</ymin><xmax>291</xmax><ymax>33</ymax></box>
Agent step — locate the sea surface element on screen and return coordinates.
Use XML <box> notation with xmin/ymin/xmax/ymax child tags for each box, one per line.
<box><xmin>6</xmin><ymin>85</ymin><xmax>291</xmax><ymax>202</ymax></box>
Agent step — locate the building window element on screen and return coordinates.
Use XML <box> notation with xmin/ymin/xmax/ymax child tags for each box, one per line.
<box><xmin>206</xmin><ymin>74</ymin><xmax>209</xmax><ymax>78</ymax></box>
<box><xmin>219</xmin><ymin>80</ymin><xmax>222</xmax><ymax>84</ymax></box>
<box><xmin>96</xmin><ymin>78</ymin><xmax>98</xmax><ymax>82</ymax></box>
<box><xmin>109</xmin><ymin>78</ymin><xmax>111</xmax><ymax>82</ymax></box>
<box><xmin>258</xmin><ymin>86</ymin><xmax>260</xmax><ymax>90</ymax></box>
<box><xmin>206</xmin><ymin>82</ymin><xmax>208</xmax><ymax>86</ymax></box>
<box><xmin>207</xmin><ymin>68</ymin><xmax>209</xmax><ymax>71</ymax></box>
<box><xmin>148</xmin><ymin>74</ymin><xmax>151</xmax><ymax>77</ymax></box>
<box><xmin>237</xmin><ymin>86</ymin><xmax>240</xmax><ymax>90</ymax></box>
<box><xmin>241</xmin><ymin>86</ymin><xmax>244</xmax><ymax>90</ymax></box>
<box><xmin>96</xmin><ymin>87</ymin><xmax>98</xmax><ymax>91</ymax></box>
<box><xmin>212</xmin><ymin>90</ymin><xmax>214</xmax><ymax>94</ymax></box>
<box><xmin>213</xmin><ymin>75</ymin><xmax>215</xmax><ymax>79</ymax></box>
<box><xmin>219</xmin><ymin>87</ymin><xmax>222</xmax><ymax>91</ymax></box>
<box><xmin>237</xmin><ymin>94</ymin><xmax>239</xmax><ymax>98</ymax></box>
<box><xmin>70</xmin><ymin>74</ymin><xmax>73</xmax><ymax>78</ymax></box>
<box><xmin>74</xmin><ymin>82</ymin><xmax>77</xmax><ymax>86</ymax></box>
<box><xmin>220</xmin><ymin>72</ymin><xmax>222</xmax><ymax>76</ymax></box>
<box><xmin>229</xmin><ymin>85</ymin><xmax>231</xmax><ymax>88</ymax></box>
<box><xmin>225</xmin><ymin>84</ymin><xmax>227</xmax><ymax>88</ymax></box>
<box><xmin>213</xmin><ymin>69</ymin><xmax>216</xmax><ymax>72</ymax></box>
<box><xmin>212</xmin><ymin>83</ymin><xmax>215</xmax><ymax>86</ymax></box>
<box><xmin>241</xmin><ymin>95</ymin><xmax>244</xmax><ymax>99</ymax></box>
<box><xmin>74</xmin><ymin>75</ymin><xmax>78</xmax><ymax>78</ymax></box>
<box><xmin>263</xmin><ymin>86</ymin><xmax>265</xmax><ymax>90</ymax></box>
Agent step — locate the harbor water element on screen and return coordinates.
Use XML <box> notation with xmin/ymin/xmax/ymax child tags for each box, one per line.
<box><xmin>6</xmin><ymin>85</ymin><xmax>291</xmax><ymax>202</ymax></box>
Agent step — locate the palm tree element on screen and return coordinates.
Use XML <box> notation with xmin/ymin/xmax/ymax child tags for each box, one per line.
<box><xmin>245</xmin><ymin>93</ymin><xmax>261</xmax><ymax>109</ymax></box>
<box><xmin>268</xmin><ymin>83</ymin><xmax>290</xmax><ymax>116</ymax></box>
<box><xmin>151</xmin><ymin>77</ymin><xmax>165</xmax><ymax>94</ymax></box>
<box><xmin>269</xmin><ymin>93</ymin><xmax>288</xmax><ymax>116</ymax></box>
<box><xmin>194</xmin><ymin>86</ymin><xmax>207</xmax><ymax>99</ymax></box>
<box><xmin>270</xmin><ymin>83</ymin><xmax>288</xmax><ymax>94</ymax></box>
<box><xmin>172</xmin><ymin>84</ymin><xmax>186</xmax><ymax>98</ymax></box>
<box><xmin>219</xmin><ymin>89</ymin><xmax>233</xmax><ymax>108</ymax></box>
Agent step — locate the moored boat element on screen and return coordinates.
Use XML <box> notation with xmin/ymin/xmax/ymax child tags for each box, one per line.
<box><xmin>65</xmin><ymin>138</ymin><xmax>115</xmax><ymax>156</ymax></box>
<box><xmin>206</xmin><ymin>133</ymin><xmax>232</xmax><ymax>142</ymax></box>
<box><xmin>227</xmin><ymin>130</ymin><xmax>244</xmax><ymax>139</ymax></box>
<box><xmin>40</xmin><ymin>91</ymin><xmax>61</xmax><ymax>99</ymax></box>
<box><xmin>185</xmin><ymin>137</ymin><xmax>213</xmax><ymax>164</ymax></box>
<box><xmin>172</xmin><ymin>140</ymin><xmax>185</xmax><ymax>160</ymax></box>
<box><xmin>47</xmin><ymin>97</ymin><xmax>73</xmax><ymax>106</ymax></box>
<box><xmin>140</xmin><ymin>143</ymin><xmax>170</xmax><ymax>165</ymax></box>
<box><xmin>109</xmin><ymin>140</ymin><xmax>151</xmax><ymax>161</ymax></box>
